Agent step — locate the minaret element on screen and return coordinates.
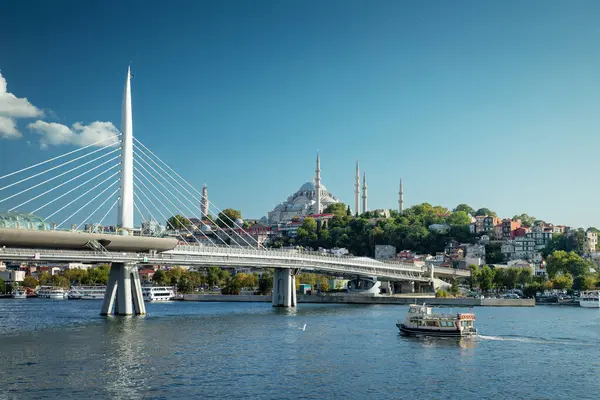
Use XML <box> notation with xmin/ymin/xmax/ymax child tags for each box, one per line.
<box><xmin>117</xmin><ymin>66</ymin><xmax>134</xmax><ymax>232</ymax></box>
<box><xmin>315</xmin><ymin>153</ymin><xmax>321</xmax><ymax>214</ymax></box>
<box><xmin>398</xmin><ymin>177</ymin><xmax>404</xmax><ymax>214</ymax></box>
<box><xmin>362</xmin><ymin>171</ymin><xmax>368</xmax><ymax>213</ymax></box>
<box><xmin>200</xmin><ymin>184</ymin><xmax>209</xmax><ymax>219</ymax></box>
<box><xmin>354</xmin><ymin>161</ymin><xmax>360</xmax><ymax>216</ymax></box>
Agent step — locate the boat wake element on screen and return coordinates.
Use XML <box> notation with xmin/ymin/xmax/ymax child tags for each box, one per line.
<box><xmin>478</xmin><ymin>334</ymin><xmax>592</xmax><ymax>346</ymax></box>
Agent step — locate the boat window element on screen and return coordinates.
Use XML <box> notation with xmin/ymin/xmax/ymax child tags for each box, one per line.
<box><xmin>425</xmin><ymin>321</ymin><xmax>437</xmax><ymax>327</ymax></box>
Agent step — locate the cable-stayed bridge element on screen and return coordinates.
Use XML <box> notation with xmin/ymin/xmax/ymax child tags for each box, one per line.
<box><xmin>0</xmin><ymin>68</ymin><xmax>467</xmax><ymax>315</ymax></box>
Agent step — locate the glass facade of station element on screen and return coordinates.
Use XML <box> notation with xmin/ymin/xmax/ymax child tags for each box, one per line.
<box><xmin>0</xmin><ymin>211</ymin><xmax>50</xmax><ymax>230</ymax></box>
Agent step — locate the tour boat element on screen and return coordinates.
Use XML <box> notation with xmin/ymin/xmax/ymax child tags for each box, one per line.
<box><xmin>579</xmin><ymin>290</ymin><xmax>600</xmax><ymax>308</ymax></box>
<box><xmin>67</xmin><ymin>285</ymin><xmax>106</xmax><ymax>300</ymax></box>
<box><xmin>12</xmin><ymin>287</ymin><xmax>27</xmax><ymax>299</ymax></box>
<box><xmin>142</xmin><ymin>286</ymin><xmax>175</xmax><ymax>302</ymax></box>
<box><xmin>37</xmin><ymin>286</ymin><xmax>68</xmax><ymax>299</ymax></box>
<box><xmin>396</xmin><ymin>304</ymin><xmax>477</xmax><ymax>337</ymax></box>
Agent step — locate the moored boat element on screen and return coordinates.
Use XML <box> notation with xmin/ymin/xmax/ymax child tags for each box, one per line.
<box><xmin>396</xmin><ymin>304</ymin><xmax>477</xmax><ymax>337</ymax></box>
<box><xmin>12</xmin><ymin>286</ymin><xmax>27</xmax><ymax>299</ymax></box>
<box><xmin>142</xmin><ymin>286</ymin><xmax>175</xmax><ymax>302</ymax></box>
<box><xmin>37</xmin><ymin>286</ymin><xmax>68</xmax><ymax>299</ymax></box>
<box><xmin>68</xmin><ymin>285</ymin><xmax>106</xmax><ymax>300</ymax></box>
<box><xmin>579</xmin><ymin>290</ymin><xmax>600</xmax><ymax>308</ymax></box>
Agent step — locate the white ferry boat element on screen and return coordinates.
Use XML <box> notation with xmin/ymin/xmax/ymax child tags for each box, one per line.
<box><xmin>12</xmin><ymin>286</ymin><xmax>27</xmax><ymax>299</ymax></box>
<box><xmin>396</xmin><ymin>304</ymin><xmax>477</xmax><ymax>337</ymax></box>
<box><xmin>37</xmin><ymin>286</ymin><xmax>68</xmax><ymax>299</ymax></box>
<box><xmin>142</xmin><ymin>286</ymin><xmax>175</xmax><ymax>302</ymax></box>
<box><xmin>68</xmin><ymin>286</ymin><xmax>106</xmax><ymax>300</ymax></box>
<box><xmin>579</xmin><ymin>290</ymin><xmax>600</xmax><ymax>308</ymax></box>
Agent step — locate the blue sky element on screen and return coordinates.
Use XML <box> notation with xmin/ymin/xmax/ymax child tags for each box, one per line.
<box><xmin>1</xmin><ymin>0</ymin><xmax>600</xmax><ymax>228</ymax></box>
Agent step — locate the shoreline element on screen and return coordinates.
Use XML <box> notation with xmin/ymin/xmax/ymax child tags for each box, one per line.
<box><xmin>183</xmin><ymin>294</ymin><xmax>535</xmax><ymax>307</ymax></box>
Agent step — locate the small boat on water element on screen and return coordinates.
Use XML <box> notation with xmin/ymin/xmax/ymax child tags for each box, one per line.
<box><xmin>12</xmin><ymin>286</ymin><xmax>27</xmax><ymax>299</ymax></box>
<box><xmin>397</xmin><ymin>304</ymin><xmax>477</xmax><ymax>337</ymax></box>
<box><xmin>579</xmin><ymin>290</ymin><xmax>600</xmax><ymax>308</ymax></box>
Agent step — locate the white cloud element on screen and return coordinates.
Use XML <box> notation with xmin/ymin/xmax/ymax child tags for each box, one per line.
<box><xmin>0</xmin><ymin>72</ymin><xmax>43</xmax><ymax>138</ymax></box>
<box><xmin>0</xmin><ymin>116</ymin><xmax>20</xmax><ymax>138</ymax></box>
<box><xmin>28</xmin><ymin>120</ymin><xmax>120</xmax><ymax>149</ymax></box>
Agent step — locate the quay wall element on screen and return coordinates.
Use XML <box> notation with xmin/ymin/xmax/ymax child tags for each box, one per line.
<box><xmin>183</xmin><ymin>294</ymin><xmax>535</xmax><ymax>307</ymax></box>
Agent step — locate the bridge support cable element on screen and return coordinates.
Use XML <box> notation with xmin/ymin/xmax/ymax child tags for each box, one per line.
<box><xmin>0</xmin><ymin>134</ymin><xmax>121</xmax><ymax>182</ymax></box>
<box><xmin>133</xmin><ymin>201</ymin><xmax>147</xmax><ymax>223</ymax></box>
<box><xmin>0</xmin><ymin>148</ymin><xmax>121</xmax><ymax>207</ymax></box>
<box><xmin>133</xmin><ymin>167</ymin><xmax>223</xmax><ymax>246</ymax></box>
<box><xmin>133</xmin><ymin>192</ymin><xmax>156</xmax><ymax>224</ymax></box>
<box><xmin>132</xmin><ymin>154</ymin><xmax>250</xmax><ymax>248</ymax></box>
<box><xmin>98</xmin><ymin>198</ymin><xmax>119</xmax><ymax>227</ymax></box>
<box><xmin>56</xmin><ymin>181</ymin><xmax>120</xmax><ymax>229</ymax></box>
<box><xmin>45</xmin><ymin>170</ymin><xmax>120</xmax><ymax>220</ymax></box>
<box><xmin>133</xmin><ymin>138</ymin><xmax>263</xmax><ymax>249</ymax></box>
<box><xmin>133</xmin><ymin>179</ymin><xmax>219</xmax><ymax>246</ymax></box>
<box><xmin>0</xmin><ymin>141</ymin><xmax>120</xmax><ymax>193</ymax></box>
<box><xmin>13</xmin><ymin>157</ymin><xmax>120</xmax><ymax>212</ymax></box>
<box><xmin>134</xmin><ymin>150</ymin><xmax>257</xmax><ymax>249</ymax></box>
<box><xmin>75</xmin><ymin>187</ymin><xmax>120</xmax><ymax>231</ymax></box>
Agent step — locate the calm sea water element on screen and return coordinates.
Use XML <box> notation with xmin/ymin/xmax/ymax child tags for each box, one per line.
<box><xmin>1</xmin><ymin>299</ymin><xmax>600</xmax><ymax>399</ymax></box>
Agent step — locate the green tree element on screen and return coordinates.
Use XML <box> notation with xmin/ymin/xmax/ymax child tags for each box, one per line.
<box><xmin>517</xmin><ymin>268</ymin><xmax>533</xmax><ymax>287</ymax></box>
<box><xmin>22</xmin><ymin>276</ymin><xmax>39</xmax><ymax>288</ymax></box>
<box><xmin>84</xmin><ymin>265</ymin><xmax>110</xmax><ymax>285</ymax></box>
<box><xmin>166</xmin><ymin>267</ymin><xmax>184</xmax><ymax>285</ymax></box>
<box><xmin>447</xmin><ymin>211</ymin><xmax>471</xmax><ymax>226</ymax></box>
<box><xmin>512</xmin><ymin>213</ymin><xmax>536</xmax><ymax>227</ymax></box>
<box><xmin>505</xmin><ymin>268</ymin><xmax>520</xmax><ymax>290</ymax></box>
<box><xmin>0</xmin><ymin>277</ymin><xmax>4</xmax><ymax>293</ymax></box>
<box><xmin>152</xmin><ymin>269</ymin><xmax>169</xmax><ymax>286</ymax></box>
<box><xmin>552</xmin><ymin>273</ymin><xmax>574</xmax><ymax>290</ymax></box>
<box><xmin>475</xmin><ymin>208</ymin><xmax>496</xmax><ymax>217</ymax></box>
<box><xmin>546</xmin><ymin>250</ymin><xmax>589</xmax><ymax>278</ymax></box>
<box><xmin>454</xmin><ymin>204</ymin><xmax>475</xmax><ymax>216</ymax></box>
<box><xmin>216</xmin><ymin>208</ymin><xmax>242</xmax><ymax>228</ymax></box>
<box><xmin>573</xmin><ymin>275</ymin><xmax>596</xmax><ymax>291</ymax></box>
<box><xmin>450</xmin><ymin>279</ymin><xmax>459</xmax><ymax>295</ymax></box>
<box><xmin>38</xmin><ymin>272</ymin><xmax>51</xmax><ymax>285</ymax></box>
<box><xmin>167</xmin><ymin>214</ymin><xmax>191</xmax><ymax>230</ymax></box>
<box><xmin>478</xmin><ymin>265</ymin><xmax>495</xmax><ymax>293</ymax></box>
<box><xmin>177</xmin><ymin>275</ymin><xmax>195</xmax><ymax>293</ymax></box>
<box><xmin>485</xmin><ymin>243</ymin><xmax>504</xmax><ymax>264</ymax></box>
<box><xmin>493</xmin><ymin>268</ymin><xmax>506</xmax><ymax>290</ymax></box>
<box><xmin>206</xmin><ymin>267</ymin><xmax>222</xmax><ymax>287</ymax></box>
<box><xmin>301</xmin><ymin>217</ymin><xmax>317</xmax><ymax>234</ymax></box>
<box><xmin>258</xmin><ymin>270</ymin><xmax>274</xmax><ymax>295</ymax></box>
<box><xmin>324</xmin><ymin>203</ymin><xmax>348</xmax><ymax>218</ymax></box>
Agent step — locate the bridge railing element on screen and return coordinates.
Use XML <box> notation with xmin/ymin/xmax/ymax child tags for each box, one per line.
<box><xmin>170</xmin><ymin>244</ymin><xmax>426</xmax><ymax>273</ymax></box>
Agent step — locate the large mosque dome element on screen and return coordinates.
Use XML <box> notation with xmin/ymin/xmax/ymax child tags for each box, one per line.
<box><xmin>267</xmin><ymin>178</ymin><xmax>339</xmax><ymax>224</ymax></box>
<box><xmin>298</xmin><ymin>181</ymin><xmax>328</xmax><ymax>193</ymax></box>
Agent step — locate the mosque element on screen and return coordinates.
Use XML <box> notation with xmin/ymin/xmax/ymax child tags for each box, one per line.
<box><xmin>267</xmin><ymin>155</ymin><xmax>340</xmax><ymax>225</ymax></box>
<box><xmin>265</xmin><ymin>154</ymin><xmax>405</xmax><ymax>225</ymax></box>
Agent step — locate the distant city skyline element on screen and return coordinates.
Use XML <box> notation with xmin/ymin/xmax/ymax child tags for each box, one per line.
<box><xmin>1</xmin><ymin>1</ymin><xmax>600</xmax><ymax>228</ymax></box>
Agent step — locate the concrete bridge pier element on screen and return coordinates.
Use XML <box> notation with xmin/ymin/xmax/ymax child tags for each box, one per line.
<box><xmin>100</xmin><ymin>262</ymin><xmax>146</xmax><ymax>316</ymax></box>
<box><xmin>272</xmin><ymin>268</ymin><xmax>298</xmax><ymax>307</ymax></box>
